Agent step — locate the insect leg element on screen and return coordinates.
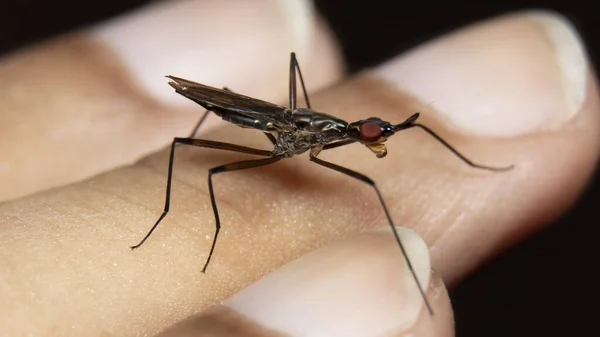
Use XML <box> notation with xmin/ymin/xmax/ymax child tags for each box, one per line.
<box><xmin>263</xmin><ymin>132</ymin><xmax>277</xmax><ymax>145</ymax></box>
<box><xmin>188</xmin><ymin>109</ymin><xmax>210</xmax><ymax>138</ymax></box>
<box><xmin>130</xmin><ymin>138</ymin><xmax>273</xmax><ymax>251</ymax></box>
<box><xmin>309</xmin><ymin>154</ymin><xmax>434</xmax><ymax>315</ymax></box>
<box><xmin>203</xmin><ymin>155</ymin><xmax>284</xmax><ymax>272</ymax></box>
<box><xmin>289</xmin><ymin>52</ymin><xmax>311</xmax><ymax>110</ymax></box>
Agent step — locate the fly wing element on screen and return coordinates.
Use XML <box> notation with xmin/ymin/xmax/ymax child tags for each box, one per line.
<box><xmin>166</xmin><ymin>75</ymin><xmax>293</xmax><ymax>128</ymax></box>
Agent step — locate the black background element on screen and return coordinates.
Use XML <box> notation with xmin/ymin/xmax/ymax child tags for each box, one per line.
<box><xmin>1</xmin><ymin>0</ymin><xmax>597</xmax><ymax>336</ymax></box>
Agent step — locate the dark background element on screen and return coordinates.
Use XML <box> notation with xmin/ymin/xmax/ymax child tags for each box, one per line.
<box><xmin>1</xmin><ymin>0</ymin><xmax>596</xmax><ymax>336</ymax></box>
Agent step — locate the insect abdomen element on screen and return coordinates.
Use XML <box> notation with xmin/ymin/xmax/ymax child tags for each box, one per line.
<box><xmin>221</xmin><ymin>112</ymin><xmax>272</xmax><ymax>131</ymax></box>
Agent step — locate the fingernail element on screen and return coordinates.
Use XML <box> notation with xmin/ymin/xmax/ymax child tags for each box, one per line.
<box><xmin>376</xmin><ymin>10</ymin><xmax>589</xmax><ymax>137</ymax></box>
<box><xmin>219</xmin><ymin>227</ymin><xmax>432</xmax><ymax>336</ymax></box>
<box><xmin>90</xmin><ymin>0</ymin><xmax>317</xmax><ymax>107</ymax></box>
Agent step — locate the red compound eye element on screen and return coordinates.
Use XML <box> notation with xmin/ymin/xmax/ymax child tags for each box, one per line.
<box><xmin>359</xmin><ymin>122</ymin><xmax>382</xmax><ymax>142</ymax></box>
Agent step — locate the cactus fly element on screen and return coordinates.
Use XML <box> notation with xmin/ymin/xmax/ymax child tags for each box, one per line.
<box><xmin>130</xmin><ymin>52</ymin><xmax>513</xmax><ymax>315</ymax></box>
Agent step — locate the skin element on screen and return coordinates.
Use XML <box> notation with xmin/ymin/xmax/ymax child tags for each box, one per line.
<box><xmin>0</xmin><ymin>3</ymin><xmax>599</xmax><ymax>336</ymax></box>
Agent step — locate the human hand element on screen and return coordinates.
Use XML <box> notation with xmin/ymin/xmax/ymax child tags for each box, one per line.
<box><xmin>1</xmin><ymin>1</ymin><xmax>598</xmax><ymax>336</ymax></box>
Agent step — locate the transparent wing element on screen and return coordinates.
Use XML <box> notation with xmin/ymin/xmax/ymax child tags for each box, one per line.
<box><xmin>167</xmin><ymin>75</ymin><xmax>293</xmax><ymax>128</ymax></box>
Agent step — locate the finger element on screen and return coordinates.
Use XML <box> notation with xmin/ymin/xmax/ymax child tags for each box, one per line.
<box><xmin>154</xmin><ymin>227</ymin><xmax>453</xmax><ymax>337</ymax></box>
<box><xmin>1</xmin><ymin>9</ymin><xmax>597</xmax><ymax>337</ymax></box>
<box><xmin>0</xmin><ymin>0</ymin><xmax>343</xmax><ymax>202</ymax></box>
<box><xmin>372</xmin><ymin>10</ymin><xmax>599</xmax><ymax>285</ymax></box>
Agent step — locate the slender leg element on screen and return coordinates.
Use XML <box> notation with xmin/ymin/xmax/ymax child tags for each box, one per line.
<box><xmin>130</xmin><ymin>137</ymin><xmax>272</xmax><ymax>251</ymax></box>
<box><xmin>309</xmin><ymin>154</ymin><xmax>434</xmax><ymax>315</ymax></box>
<box><xmin>203</xmin><ymin>155</ymin><xmax>284</xmax><ymax>272</ymax></box>
<box><xmin>289</xmin><ymin>52</ymin><xmax>311</xmax><ymax>110</ymax></box>
<box><xmin>188</xmin><ymin>109</ymin><xmax>210</xmax><ymax>138</ymax></box>
<box><xmin>264</xmin><ymin>132</ymin><xmax>277</xmax><ymax>145</ymax></box>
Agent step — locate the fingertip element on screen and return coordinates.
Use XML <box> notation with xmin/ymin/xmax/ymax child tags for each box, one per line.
<box><xmin>152</xmin><ymin>226</ymin><xmax>454</xmax><ymax>337</ymax></box>
<box><xmin>0</xmin><ymin>0</ymin><xmax>344</xmax><ymax>202</ymax></box>
<box><xmin>90</xmin><ymin>0</ymin><xmax>342</xmax><ymax>108</ymax></box>
<box><xmin>219</xmin><ymin>226</ymin><xmax>443</xmax><ymax>336</ymax></box>
<box><xmin>375</xmin><ymin>10</ymin><xmax>590</xmax><ymax>138</ymax></box>
<box><xmin>408</xmin><ymin>269</ymin><xmax>455</xmax><ymax>337</ymax></box>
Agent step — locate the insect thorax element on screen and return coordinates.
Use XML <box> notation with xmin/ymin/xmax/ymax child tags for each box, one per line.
<box><xmin>273</xmin><ymin>109</ymin><xmax>349</xmax><ymax>157</ymax></box>
<box><xmin>273</xmin><ymin>131</ymin><xmax>323</xmax><ymax>157</ymax></box>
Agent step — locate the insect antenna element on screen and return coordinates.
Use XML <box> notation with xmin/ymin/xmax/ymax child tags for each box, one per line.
<box><xmin>395</xmin><ymin>113</ymin><xmax>514</xmax><ymax>171</ymax></box>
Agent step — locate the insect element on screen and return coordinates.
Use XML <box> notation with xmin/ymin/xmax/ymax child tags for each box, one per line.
<box><xmin>130</xmin><ymin>52</ymin><xmax>513</xmax><ymax>315</ymax></box>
